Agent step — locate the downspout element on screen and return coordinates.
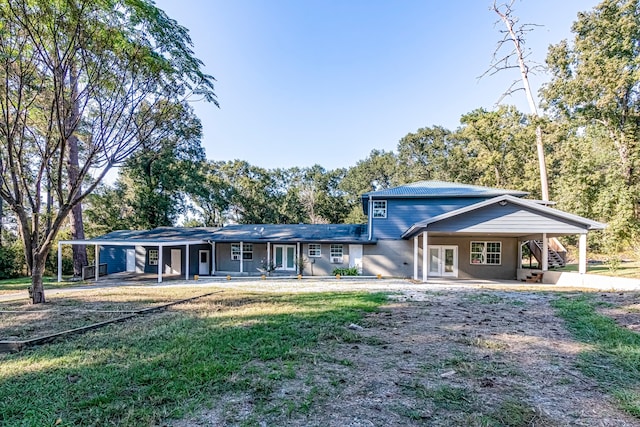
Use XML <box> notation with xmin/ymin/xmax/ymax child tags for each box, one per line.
<box><xmin>368</xmin><ymin>195</ymin><xmax>373</xmax><ymax>240</ymax></box>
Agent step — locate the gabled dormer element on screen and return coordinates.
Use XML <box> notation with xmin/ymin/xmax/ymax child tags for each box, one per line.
<box><xmin>361</xmin><ymin>181</ymin><xmax>529</xmax><ymax>240</ymax></box>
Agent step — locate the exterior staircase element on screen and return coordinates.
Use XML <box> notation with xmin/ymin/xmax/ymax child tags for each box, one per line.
<box><xmin>526</xmin><ymin>238</ymin><xmax>566</xmax><ymax>269</ymax></box>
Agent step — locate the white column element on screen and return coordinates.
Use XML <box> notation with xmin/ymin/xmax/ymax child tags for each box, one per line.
<box><xmin>517</xmin><ymin>240</ymin><xmax>522</xmax><ymax>269</ymax></box>
<box><xmin>94</xmin><ymin>244</ymin><xmax>99</xmax><ymax>281</ymax></box>
<box><xmin>240</xmin><ymin>241</ymin><xmax>244</xmax><ymax>273</ymax></box>
<box><xmin>157</xmin><ymin>245</ymin><xmax>163</xmax><ymax>283</ymax></box>
<box><xmin>542</xmin><ymin>233</ymin><xmax>549</xmax><ymax>271</ymax></box>
<box><xmin>579</xmin><ymin>233</ymin><xmax>587</xmax><ymax>274</ymax></box>
<box><xmin>185</xmin><ymin>244</ymin><xmax>189</xmax><ymax>280</ymax></box>
<box><xmin>211</xmin><ymin>242</ymin><xmax>216</xmax><ymax>275</ymax></box>
<box><xmin>57</xmin><ymin>242</ymin><xmax>62</xmax><ymax>282</ymax></box>
<box><xmin>422</xmin><ymin>231</ymin><xmax>428</xmax><ymax>282</ymax></box>
<box><xmin>413</xmin><ymin>236</ymin><xmax>418</xmax><ymax>280</ymax></box>
<box><xmin>267</xmin><ymin>242</ymin><xmax>271</xmax><ymax>265</ymax></box>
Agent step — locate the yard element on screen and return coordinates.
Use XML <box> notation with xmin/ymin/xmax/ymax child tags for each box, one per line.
<box><xmin>1</xmin><ymin>281</ymin><xmax>639</xmax><ymax>426</ymax></box>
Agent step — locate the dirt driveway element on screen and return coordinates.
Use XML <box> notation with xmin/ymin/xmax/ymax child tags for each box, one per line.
<box><xmin>176</xmin><ymin>280</ymin><xmax>640</xmax><ymax>426</ymax></box>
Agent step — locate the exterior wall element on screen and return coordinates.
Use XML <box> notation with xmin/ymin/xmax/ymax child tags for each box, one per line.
<box><xmin>214</xmin><ymin>242</ymin><xmax>353</xmax><ymax>275</ymax></box>
<box><xmin>363</xmin><ymin>240</ymin><xmax>417</xmax><ymax>278</ymax></box>
<box><xmin>301</xmin><ymin>243</ymin><xmax>350</xmax><ymax>276</ymax></box>
<box><xmin>372</xmin><ymin>197</ymin><xmax>489</xmax><ymax>239</ymax></box>
<box><xmin>363</xmin><ymin>237</ymin><xmax>519</xmax><ymax>280</ymax></box>
<box><xmin>141</xmin><ymin>245</ymin><xmax>185</xmax><ymax>274</ymax></box>
<box><xmin>100</xmin><ymin>245</ymin><xmax>133</xmax><ymax>274</ymax></box>
<box><xmin>188</xmin><ymin>244</ymin><xmax>212</xmax><ymax>276</ymax></box>
<box><xmin>430</xmin><ymin>203</ymin><xmax>587</xmax><ymax>235</ymax></box>
<box><xmin>428</xmin><ymin>236</ymin><xmax>518</xmax><ymax>280</ymax></box>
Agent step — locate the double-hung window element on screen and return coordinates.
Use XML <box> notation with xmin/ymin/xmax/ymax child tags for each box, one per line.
<box><xmin>470</xmin><ymin>241</ymin><xmax>501</xmax><ymax>265</ymax></box>
<box><xmin>231</xmin><ymin>243</ymin><xmax>253</xmax><ymax>260</ymax></box>
<box><xmin>308</xmin><ymin>244</ymin><xmax>321</xmax><ymax>258</ymax></box>
<box><xmin>372</xmin><ymin>200</ymin><xmax>387</xmax><ymax>218</ymax></box>
<box><xmin>330</xmin><ymin>244</ymin><xmax>343</xmax><ymax>263</ymax></box>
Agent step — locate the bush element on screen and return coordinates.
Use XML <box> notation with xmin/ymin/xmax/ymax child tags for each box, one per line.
<box><xmin>0</xmin><ymin>245</ymin><xmax>22</xmax><ymax>279</ymax></box>
<box><xmin>332</xmin><ymin>266</ymin><xmax>359</xmax><ymax>276</ymax></box>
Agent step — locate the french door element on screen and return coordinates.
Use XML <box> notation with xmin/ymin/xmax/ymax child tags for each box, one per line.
<box><xmin>274</xmin><ymin>245</ymin><xmax>296</xmax><ymax>271</ymax></box>
<box><xmin>428</xmin><ymin>246</ymin><xmax>458</xmax><ymax>277</ymax></box>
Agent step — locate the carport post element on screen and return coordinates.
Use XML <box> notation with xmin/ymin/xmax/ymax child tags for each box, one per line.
<box><xmin>158</xmin><ymin>244</ymin><xmax>163</xmax><ymax>283</ymax></box>
<box><xmin>57</xmin><ymin>242</ymin><xmax>62</xmax><ymax>282</ymax></box>
<box><xmin>94</xmin><ymin>245</ymin><xmax>99</xmax><ymax>281</ymax></box>
<box><xmin>185</xmin><ymin>244</ymin><xmax>189</xmax><ymax>280</ymax></box>
<box><xmin>422</xmin><ymin>231</ymin><xmax>428</xmax><ymax>282</ymax></box>
<box><xmin>542</xmin><ymin>233</ymin><xmax>549</xmax><ymax>271</ymax></box>
<box><xmin>240</xmin><ymin>241</ymin><xmax>244</xmax><ymax>273</ymax></box>
<box><xmin>579</xmin><ymin>233</ymin><xmax>587</xmax><ymax>274</ymax></box>
<box><xmin>413</xmin><ymin>237</ymin><xmax>418</xmax><ymax>281</ymax></box>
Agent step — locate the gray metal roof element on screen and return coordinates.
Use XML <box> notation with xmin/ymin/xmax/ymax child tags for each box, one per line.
<box><xmin>209</xmin><ymin>224</ymin><xmax>373</xmax><ymax>243</ymax></box>
<box><xmin>90</xmin><ymin>227</ymin><xmax>221</xmax><ymax>243</ymax></box>
<box><xmin>362</xmin><ymin>180</ymin><xmax>529</xmax><ymax>199</ymax></box>
<box><xmin>88</xmin><ymin>224</ymin><xmax>372</xmax><ymax>244</ymax></box>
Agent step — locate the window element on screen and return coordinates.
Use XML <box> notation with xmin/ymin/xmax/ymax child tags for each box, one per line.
<box><xmin>308</xmin><ymin>244</ymin><xmax>321</xmax><ymax>258</ymax></box>
<box><xmin>470</xmin><ymin>241</ymin><xmax>501</xmax><ymax>265</ymax></box>
<box><xmin>330</xmin><ymin>244</ymin><xmax>343</xmax><ymax>263</ymax></box>
<box><xmin>372</xmin><ymin>200</ymin><xmax>387</xmax><ymax>218</ymax></box>
<box><xmin>231</xmin><ymin>243</ymin><xmax>253</xmax><ymax>260</ymax></box>
<box><xmin>148</xmin><ymin>249</ymin><xmax>158</xmax><ymax>266</ymax></box>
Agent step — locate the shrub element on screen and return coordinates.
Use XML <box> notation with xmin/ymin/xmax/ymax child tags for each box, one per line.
<box><xmin>0</xmin><ymin>245</ymin><xmax>22</xmax><ymax>279</ymax></box>
<box><xmin>332</xmin><ymin>266</ymin><xmax>359</xmax><ymax>276</ymax></box>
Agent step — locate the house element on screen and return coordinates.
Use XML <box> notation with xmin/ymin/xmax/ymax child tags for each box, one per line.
<box><xmin>59</xmin><ymin>181</ymin><xmax>605</xmax><ymax>283</ymax></box>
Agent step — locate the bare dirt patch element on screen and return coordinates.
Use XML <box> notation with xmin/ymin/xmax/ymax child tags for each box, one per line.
<box><xmin>178</xmin><ymin>287</ymin><xmax>640</xmax><ymax>426</ymax></box>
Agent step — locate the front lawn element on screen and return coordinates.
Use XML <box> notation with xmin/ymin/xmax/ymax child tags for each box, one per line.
<box><xmin>0</xmin><ymin>276</ymin><xmax>80</xmax><ymax>295</ymax></box>
<box><xmin>0</xmin><ymin>288</ymin><xmax>385</xmax><ymax>426</ymax></box>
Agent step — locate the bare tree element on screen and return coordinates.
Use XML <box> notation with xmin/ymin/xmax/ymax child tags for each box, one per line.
<box><xmin>0</xmin><ymin>0</ymin><xmax>216</xmax><ymax>303</ymax></box>
<box><xmin>483</xmin><ymin>0</ymin><xmax>549</xmax><ymax>201</ymax></box>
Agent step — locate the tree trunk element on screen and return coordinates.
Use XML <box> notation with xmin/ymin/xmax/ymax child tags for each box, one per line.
<box><xmin>67</xmin><ymin>63</ymin><xmax>88</xmax><ymax>277</ymax></box>
<box><xmin>30</xmin><ymin>253</ymin><xmax>47</xmax><ymax>304</ymax></box>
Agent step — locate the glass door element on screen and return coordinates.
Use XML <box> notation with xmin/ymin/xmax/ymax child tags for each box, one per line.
<box><xmin>428</xmin><ymin>246</ymin><xmax>458</xmax><ymax>277</ymax></box>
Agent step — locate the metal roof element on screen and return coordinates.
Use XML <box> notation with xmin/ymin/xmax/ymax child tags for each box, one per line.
<box><xmin>81</xmin><ymin>224</ymin><xmax>372</xmax><ymax>245</ymax></box>
<box><xmin>362</xmin><ymin>180</ymin><xmax>529</xmax><ymax>199</ymax></box>
<box><xmin>89</xmin><ymin>227</ymin><xmax>221</xmax><ymax>242</ymax></box>
<box><xmin>209</xmin><ymin>224</ymin><xmax>373</xmax><ymax>243</ymax></box>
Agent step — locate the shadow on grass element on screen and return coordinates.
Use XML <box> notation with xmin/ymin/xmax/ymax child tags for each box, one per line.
<box><xmin>0</xmin><ymin>291</ymin><xmax>386</xmax><ymax>426</ymax></box>
<box><xmin>552</xmin><ymin>294</ymin><xmax>640</xmax><ymax>419</ymax></box>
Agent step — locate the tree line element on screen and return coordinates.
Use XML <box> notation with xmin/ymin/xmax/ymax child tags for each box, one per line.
<box><xmin>1</xmin><ymin>0</ymin><xmax>639</xmax><ymax>302</ymax></box>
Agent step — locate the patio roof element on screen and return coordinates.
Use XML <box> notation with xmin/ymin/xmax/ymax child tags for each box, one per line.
<box><xmin>402</xmin><ymin>195</ymin><xmax>606</xmax><ymax>239</ymax></box>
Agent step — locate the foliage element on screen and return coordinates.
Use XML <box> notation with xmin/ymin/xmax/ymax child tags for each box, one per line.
<box><xmin>295</xmin><ymin>256</ymin><xmax>308</xmax><ymax>275</ymax></box>
<box><xmin>332</xmin><ymin>267</ymin><xmax>359</xmax><ymax>276</ymax></box>
<box><xmin>543</xmin><ymin>0</ymin><xmax>640</xmax><ymax>246</ymax></box>
<box><xmin>0</xmin><ymin>244</ymin><xmax>21</xmax><ymax>279</ymax></box>
<box><xmin>0</xmin><ymin>0</ymin><xmax>216</xmax><ymax>302</ymax></box>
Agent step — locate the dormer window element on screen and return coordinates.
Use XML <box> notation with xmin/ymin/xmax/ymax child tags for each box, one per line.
<box><xmin>373</xmin><ymin>200</ymin><xmax>387</xmax><ymax>218</ymax></box>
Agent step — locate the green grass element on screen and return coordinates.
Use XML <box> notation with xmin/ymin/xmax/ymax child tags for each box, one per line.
<box><xmin>552</xmin><ymin>294</ymin><xmax>640</xmax><ymax>419</ymax></box>
<box><xmin>557</xmin><ymin>260</ymin><xmax>640</xmax><ymax>278</ymax></box>
<box><xmin>0</xmin><ymin>291</ymin><xmax>385</xmax><ymax>426</ymax></box>
<box><xmin>0</xmin><ymin>276</ymin><xmax>79</xmax><ymax>293</ymax></box>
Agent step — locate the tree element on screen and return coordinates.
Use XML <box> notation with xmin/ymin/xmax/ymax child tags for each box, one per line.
<box><xmin>118</xmin><ymin>102</ymin><xmax>205</xmax><ymax>229</ymax></box>
<box><xmin>457</xmin><ymin>106</ymin><xmax>540</xmax><ymax>193</ymax></box>
<box><xmin>0</xmin><ymin>0</ymin><xmax>216</xmax><ymax>303</ymax></box>
<box><xmin>543</xmin><ymin>0</ymin><xmax>640</xmax><ymax>246</ymax></box>
<box><xmin>488</xmin><ymin>1</ymin><xmax>550</xmax><ymax>200</ymax></box>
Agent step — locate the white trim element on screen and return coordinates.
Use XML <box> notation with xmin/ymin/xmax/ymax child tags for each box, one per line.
<box><xmin>157</xmin><ymin>245</ymin><xmax>163</xmax><ymax>283</ymax></box>
<box><xmin>413</xmin><ymin>237</ymin><xmax>418</xmax><ymax>280</ymax></box>
<box><xmin>542</xmin><ymin>234</ymin><xmax>549</xmax><ymax>271</ymax></box>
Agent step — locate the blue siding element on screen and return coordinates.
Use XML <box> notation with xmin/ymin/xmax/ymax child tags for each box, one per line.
<box><xmin>429</xmin><ymin>203</ymin><xmax>587</xmax><ymax>234</ymax></box>
<box><xmin>100</xmin><ymin>245</ymin><xmax>132</xmax><ymax>274</ymax></box>
<box><xmin>372</xmin><ymin>197</ymin><xmax>489</xmax><ymax>239</ymax></box>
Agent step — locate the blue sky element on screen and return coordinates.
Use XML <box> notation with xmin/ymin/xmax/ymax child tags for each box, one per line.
<box><xmin>154</xmin><ymin>0</ymin><xmax>600</xmax><ymax>170</ymax></box>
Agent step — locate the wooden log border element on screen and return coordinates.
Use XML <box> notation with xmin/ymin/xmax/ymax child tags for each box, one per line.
<box><xmin>0</xmin><ymin>291</ymin><xmax>223</xmax><ymax>353</ymax></box>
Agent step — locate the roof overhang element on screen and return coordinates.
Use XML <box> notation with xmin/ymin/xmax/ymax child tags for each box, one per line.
<box><xmin>401</xmin><ymin>195</ymin><xmax>606</xmax><ymax>240</ymax></box>
<box><xmin>59</xmin><ymin>239</ymin><xmax>208</xmax><ymax>246</ymax></box>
